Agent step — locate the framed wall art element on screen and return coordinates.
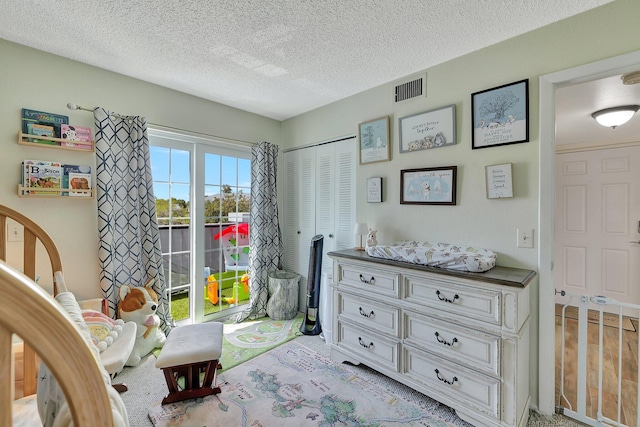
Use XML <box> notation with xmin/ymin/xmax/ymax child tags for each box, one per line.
<box><xmin>400</xmin><ymin>166</ymin><xmax>457</xmax><ymax>205</ymax></box>
<box><xmin>399</xmin><ymin>104</ymin><xmax>456</xmax><ymax>153</ymax></box>
<box><xmin>485</xmin><ymin>163</ymin><xmax>513</xmax><ymax>199</ymax></box>
<box><xmin>366</xmin><ymin>177</ymin><xmax>383</xmax><ymax>203</ymax></box>
<box><xmin>359</xmin><ymin>116</ymin><xmax>390</xmax><ymax>164</ymax></box>
<box><xmin>472</xmin><ymin>79</ymin><xmax>529</xmax><ymax>149</ymax></box>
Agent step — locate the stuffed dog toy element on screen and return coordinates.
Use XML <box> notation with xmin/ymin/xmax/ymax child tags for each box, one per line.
<box><xmin>118</xmin><ymin>278</ymin><xmax>167</xmax><ymax>366</ymax></box>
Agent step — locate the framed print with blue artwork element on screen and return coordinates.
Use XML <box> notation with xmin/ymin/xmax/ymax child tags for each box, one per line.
<box><xmin>471</xmin><ymin>79</ymin><xmax>529</xmax><ymax>149</ymax></box>
<box><xmin>400</xmin><ymin>166</ymin><xmax>457</xmax><ymax>205</ymax></box>
<box><xmin>359</xmin><ymin>116</ymin><xmax>390</xmax><ymax>164</ymax></box>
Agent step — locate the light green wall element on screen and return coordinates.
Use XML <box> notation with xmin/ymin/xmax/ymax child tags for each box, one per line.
<box><xmin>0</xmin><ymin>38</ymin><xmax>280</xmax><ymax>299</ymax></box>
<box><xmin>280</xmin><ymin>0</ymin><xmax>640</xmax><ymax>411</ymax></box>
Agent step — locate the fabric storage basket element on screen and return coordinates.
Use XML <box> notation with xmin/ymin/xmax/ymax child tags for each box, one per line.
<box><xmin>267</xmin><ymin>270</ymin><xmax>300</xmax><ymax>320</ymax></box>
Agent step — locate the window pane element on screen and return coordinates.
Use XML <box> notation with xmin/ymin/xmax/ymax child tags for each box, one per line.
<box><xmin>171</xmin><ymin>149</ymin><xmax>190</xmax><ymax>183</ymax></box>
<box><xmin>205</xmin><ymin>153</ymin><xmax>221</xmax><ymax>185</ymax></box>
<box><xmin>238</xmin><ymin>158</ymin><xmax>251</xmax><ymax>187</ymax></box>
<box><xmin>150</xmin><ymin>146</ymin><xmax>170</xmax><ymax>181</ymax></box>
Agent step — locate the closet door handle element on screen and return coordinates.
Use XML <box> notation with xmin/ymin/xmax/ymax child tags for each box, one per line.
<box><xmin>328</xmin><ymin>234</ymin><xmax>334</xmax><ymax>238</ymax></box>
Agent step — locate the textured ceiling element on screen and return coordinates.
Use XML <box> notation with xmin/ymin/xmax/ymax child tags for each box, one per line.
<box><xmin>0</xmin><ymin>0</ymin><xmax>615</xmax><ymax>120</ymax></box>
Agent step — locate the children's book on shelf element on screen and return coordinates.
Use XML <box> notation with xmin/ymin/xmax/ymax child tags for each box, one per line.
<box><xmin>62</xmin><ymin>164</ymin><xmax>92</xmax><ymax>197</ymax></box>
<box><xmin>26</xmin><ymin>123</ymin><xmax>57</xmax><ymax>145</ymax></box>
<box><xmin>21</xmin><ymin>108</ymin><xmax>69</xmax><ymax>139</ymax></box>
<box><xmin>22</xmin><ymin>159</ymin><xmax>63</xmax><ymax>195</ymax></box>
<box><xmin>61</xmin><ymin>124</ymin><xmax>93</xmax><ymax>150</ymax></box>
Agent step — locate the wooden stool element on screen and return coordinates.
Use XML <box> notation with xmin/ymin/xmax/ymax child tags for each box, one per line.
<box><xmin>155</xmin><ymin>322</ymin><xmax>223</xmax><ymax>405</ymax></box>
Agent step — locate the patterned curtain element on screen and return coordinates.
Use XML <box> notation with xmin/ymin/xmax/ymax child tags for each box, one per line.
<box><xmin>94</xmin><ymin>108</ymin><xmax>173</xmax><ymax>334</ymax></box>
<box><xmin>236</xmin><ymin>141</ymin><xmax>282</xmax><ymax>322</ymax></box>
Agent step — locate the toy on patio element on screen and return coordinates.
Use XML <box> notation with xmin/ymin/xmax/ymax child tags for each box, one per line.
<box><xmin>223</xmin><ymin>273</ymin><xmax>250</xmax><ymax>305</ymax></box>
<box><xmin>206</xmin><ymin>274</ymin><xmax>219</xmax><ymax>305</ymax></box>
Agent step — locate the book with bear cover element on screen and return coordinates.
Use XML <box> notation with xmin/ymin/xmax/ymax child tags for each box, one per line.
<box><xmin>23</xmin><ymin>159</ymin><xmax>63</xmax><ymax>195</ymax></box>
<box><xmin>62</xmin><ymin>164</ymin><xmax>92</xmax><ymax>196</ymax></box>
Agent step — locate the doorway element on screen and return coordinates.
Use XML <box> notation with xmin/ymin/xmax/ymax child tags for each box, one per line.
<box><xmin>539</xmin><ymin>50</ymin><xmax>640</xmax><ymax>416</ymax></box>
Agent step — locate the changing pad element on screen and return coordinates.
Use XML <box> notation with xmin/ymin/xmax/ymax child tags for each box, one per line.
<box><xmin>365</xmin><ymin>241</ymin><xmax>496</xmax><ymax>272</ymax></box>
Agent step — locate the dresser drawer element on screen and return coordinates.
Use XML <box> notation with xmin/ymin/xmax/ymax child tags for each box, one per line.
<box><xmin>336</xmin><ymin>320</ymin><xmax>400</xmax><ymax>371</ymax></box>
<box><xmin>337</xmin><ymin>262</ymin><xmax>400</xmax><ymax>298</ymax></box>
<box><xmin>403</xmin><ymin>344</ymin><xmax>500</xmax><ymax>420</ymax></box>
<box><xmin>404</xmin><ymin>310</ymin><xmax>500</xmax><ymax>377</ymax></box>
<box><xmin>404</xmin><ymin>274</ymin><xmax>501</xmax><ymax>325</ymax></box>
<box><xmin>337</xmin><ymin>291</ymin><xmax>400</xmax><ymax>337</ymax></box>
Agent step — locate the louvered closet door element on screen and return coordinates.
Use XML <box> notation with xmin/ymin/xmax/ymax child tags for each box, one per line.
<box><xmin>315</xmin><ymin>143</ymin><xmax>336</xmax><ymax>276</ymax></box>
<box><xmin>333</xmin><ymin>141</ymin><xmax>356</xmax><ymax>256</ymax></box>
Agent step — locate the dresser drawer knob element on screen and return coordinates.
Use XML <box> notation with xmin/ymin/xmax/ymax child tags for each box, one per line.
<box><xmin>434</xmin><ymin>331</ymin><xmax>458</xmax><ymax>346</ymax></box>
<box><xmin>358</xmin><ymin>307</ymin><xmax>375</xmax><ymax>318</ymax></box>
<box><xmin>358</xmin><ymin>337</ymin><xmax>374</xmax><ymax>349</ymax></box>
<box><xmin>359</xmin><ymin>274</ymin><xmax>375</xmax><ymax>284</ymax></box>
<box><xmin>434</xmin><ymin>369</ymin><xmax>458</xmax><ymax>385</ymax></box>
<box><xmin>436</xmin><ymin>290</ymin><xmax>459</xmax><ymax>303</ymax></box>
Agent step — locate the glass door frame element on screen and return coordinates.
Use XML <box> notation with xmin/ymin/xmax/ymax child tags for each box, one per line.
<box><xmin>149</xmin><ymin>128</ymin><xmax>251</xmax><ymax>325</ymax></box>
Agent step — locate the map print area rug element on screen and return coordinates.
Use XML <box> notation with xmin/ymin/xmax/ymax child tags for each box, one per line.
<box><xmin>148</xmin><ymin>340</ymin><xmax>458</xmax><ymax>427</ymax></box>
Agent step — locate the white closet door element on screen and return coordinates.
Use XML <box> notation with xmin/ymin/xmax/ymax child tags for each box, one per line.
<box><xmin>334</xmin><ymin>140</ymin><xmax>356</xmax><ymax>255</ymax></box>
<box><xmin>282</xmin><ymin>151</ymin><xmax>299</xmax><ymax>273</ymax></box>
<box><xmin>315</xmin><ymin>143</ymin><xmax>336</xmax><ymax>276</ymax></box>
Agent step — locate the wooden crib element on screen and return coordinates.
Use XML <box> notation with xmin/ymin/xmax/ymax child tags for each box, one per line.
<box><xmin>0</xmin><ymin>204</ymin><xmax>114</xmax><ymax>426</ymax></box>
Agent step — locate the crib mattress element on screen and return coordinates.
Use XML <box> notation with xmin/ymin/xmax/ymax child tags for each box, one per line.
<box><xmin>365</xmin><ymin>241</ymin><xmax>496</xmax><ymax>273</ymax></box>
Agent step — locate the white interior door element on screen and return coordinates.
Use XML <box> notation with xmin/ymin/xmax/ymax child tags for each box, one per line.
<box><xmin>555</xmin><ymin>145</ymin><xmax>640</xmax><ymax>308</ymax></box>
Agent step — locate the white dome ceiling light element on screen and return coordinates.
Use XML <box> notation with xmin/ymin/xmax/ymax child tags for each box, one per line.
<box><xmin>591</xmin><ymin>105</ymin><xmax>640</xmax><ymax>129</ymax></box>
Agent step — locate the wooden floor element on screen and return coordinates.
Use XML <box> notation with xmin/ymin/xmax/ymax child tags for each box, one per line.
<box><xmin>556</xmin><ymin>308</ymin><xmax>639</xmax><ymax>425</ymax></box>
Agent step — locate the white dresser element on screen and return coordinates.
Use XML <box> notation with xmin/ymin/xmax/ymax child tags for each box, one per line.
<box><xmin>328</xmin><ymin>249</ymin><xmax>535</xmax><ymax>427</ymax></box>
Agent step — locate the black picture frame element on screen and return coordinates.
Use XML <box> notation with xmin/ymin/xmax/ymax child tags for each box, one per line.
<box><xmin>400</xmin><ymin>166</ymin><xmax>457</xmax><ymax>205</ymax></box>
<box><xmin>471</xmin><ymin>79</ymin><xmax>529</xmax><ymax>149</ymax></box>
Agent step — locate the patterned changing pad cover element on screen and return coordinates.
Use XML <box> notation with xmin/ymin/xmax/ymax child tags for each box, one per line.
<box><xmin>365</xmin><ymin>240</ymin><xmax>496</xmax><ymax>272</ymax></box>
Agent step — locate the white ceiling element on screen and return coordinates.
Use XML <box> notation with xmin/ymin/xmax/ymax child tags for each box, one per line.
<box><xmin>0</xmin><ymin>0</ymin><xmax>617</xmax><ymax>121</ymax></box>
<box><xmin>556</xmin><ymin>74</ymin><xmax>640</xmax><ymax>146</ymax></box>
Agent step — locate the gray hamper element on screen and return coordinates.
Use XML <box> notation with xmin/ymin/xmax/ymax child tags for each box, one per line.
<box><xmin>266</xmin><ymin>270</ymin><xmax>300</xmax><ymax>320</ymax></box>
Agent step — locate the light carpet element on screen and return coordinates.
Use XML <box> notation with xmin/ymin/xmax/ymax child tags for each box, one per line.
<box><xmin>219</xmin><ymin>314</ymin><xmax>303</xmax><ymax>372</ymax></box>
<box><xmin>148</xmin><ymin>340</ymin><xmax>465</xmax><ymax>427</ymax></box>
<box><xmin>117</xmin><ymin>330</ymin><xmax>581</xmax><ymax>426</ymax></box>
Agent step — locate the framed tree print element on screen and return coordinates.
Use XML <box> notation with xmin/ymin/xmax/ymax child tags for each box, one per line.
<box><xmin>359</xmin><ymin>116</ymin><xmax>390</xmax><ymax>164</ymax></box>
<box><xmin>472</xmin><ymin>79</ymin><xmax>529</xmax><ymax>149</ymax></box>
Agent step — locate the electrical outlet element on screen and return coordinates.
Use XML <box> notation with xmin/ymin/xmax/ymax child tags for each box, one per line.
<box><xmin>7</xmin><ymin>221</ymin><xmax>23</xmax><ymax>242</ymax></box>
<box><xmin>517</xmin><ymin>228</ymin><xmax>533</xmax><ymax>248</ymax></box>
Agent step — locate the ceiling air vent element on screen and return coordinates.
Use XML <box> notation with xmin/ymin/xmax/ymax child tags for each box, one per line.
<box><xmin>394</xmin><ymin>74</ymin><xmax>426</xmax><ymax>103</ymax></box>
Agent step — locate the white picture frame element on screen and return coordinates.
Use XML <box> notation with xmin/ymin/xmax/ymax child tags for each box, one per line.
<box><xmin>485</xmin><ymin>163</ymin><xmax>513</xmax><ymax>199</ymax></box>
<box><xmin>367</xmin><ymin>177</ymin><xmax>383</xmax><ymax>203</ymax></box>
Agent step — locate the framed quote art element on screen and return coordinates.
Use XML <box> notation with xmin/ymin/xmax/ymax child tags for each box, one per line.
<box><xmin>359</xmin><ymin>116</ymin><xmax>390</xmax><ymax>164</ymax></box>
<box><xmin>485</xmin><ymin>163</ymin><xmax>513</xmax><ymax>199</ymax></box>
<box><xmin>399</xmin><ymin>104</ymin><xmax>456</xmax><ymax>153</ymax></box>
<box><xmin>400</xmin><ymin>166</ymin><xmax>457</xmax><ymax>205</ymax></box>
<box><xmin>472</xmin><ymin>79</ymin><xmax>529</xmax><ymax>149</ymax></box>
<box><xmin>366</xmin><ymin>177</ymin><xmax>383</xmax><ymax>203</ymax></box>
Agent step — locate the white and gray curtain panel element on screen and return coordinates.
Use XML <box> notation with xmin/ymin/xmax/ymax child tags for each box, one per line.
<box><xmin>94</xmin><ymin>107</ymin><xmax>173</xmax><ymax>334</ymax></box>
<box><xmin>236</xmin><ymin>141</ymin><xmax>283</xmax><ymax>322</ymax></box>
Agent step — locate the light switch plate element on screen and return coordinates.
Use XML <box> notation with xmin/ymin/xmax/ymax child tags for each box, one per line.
<box><xmin>517</xmin><ymin>228</ymin><xmax>533</xmax><ymax>248</ymax></box>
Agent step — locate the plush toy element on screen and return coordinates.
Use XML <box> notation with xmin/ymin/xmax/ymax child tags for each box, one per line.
<box><xmin>366</xmin><ymin>228</ymin><xmax>378</xmax><ymax>249</ymax></box>
<box><xmin>118</xmin><ymin>278</ymin><xmax>167</xmax><ymax>366</ymax></box>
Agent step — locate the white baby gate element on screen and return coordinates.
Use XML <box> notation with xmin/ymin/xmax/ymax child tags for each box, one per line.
<box><xmin>556</xmin><ymin>289</ymin><xmax>640</xmax><ymax>427</ymax></box>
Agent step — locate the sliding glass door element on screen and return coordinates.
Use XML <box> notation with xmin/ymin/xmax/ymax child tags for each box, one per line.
<box><xmin>149</xmin><ymin>129</ymin><xmax>251</xmax><ymax>324</ymax></box>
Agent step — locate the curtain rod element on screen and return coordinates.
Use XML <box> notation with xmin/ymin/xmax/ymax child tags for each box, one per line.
<box><xmin>66</xmin><ymin>102</ymin><xmax>255</xmax><ymax>146</ymax></box>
